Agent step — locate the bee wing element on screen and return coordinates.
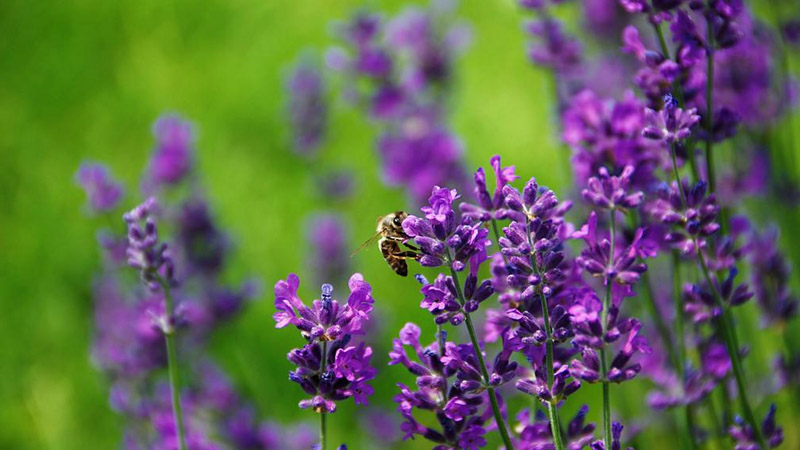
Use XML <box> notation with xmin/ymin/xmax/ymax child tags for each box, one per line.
<box><xmin>350</xmin><ymin>232</ymin><xmax>383</xmax><ymax>257</ymax></box>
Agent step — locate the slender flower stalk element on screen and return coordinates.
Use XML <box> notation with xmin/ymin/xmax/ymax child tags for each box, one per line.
<box><xmin>320</xmin><ymin>341</ymin><xmax>328</xmax><ymax>450</ymax></box>
<box><xmin>447</xmin><ymin>261</ymin><xmax>516</xmax><ymax>450</ymax></box>
<box><xmin>694</xmin><ymin>248</ymin><xmax>768</xmax><ymax>449</ymax></box>
<box><xmin>523</xmin><ymin>213</ymin><xmax>565</xmax><ymax>450</ymax></box>
<box><xmin>598</xmin><ymin>210</ymin><xmax>616</xmax><ymax>450</ymax></box>
<box><xmin>663</xmin><ymin>128</ymin><xmax>767</xmax><ymax>448</ymax></box>
<box><xmin>158</xmin><ymin>277</ymin><xmax>188</xmax><ymax>450</ymax></box>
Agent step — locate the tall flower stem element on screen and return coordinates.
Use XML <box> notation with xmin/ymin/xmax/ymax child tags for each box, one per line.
<box><xmin>642</xmin><ymin>272</ymin><xmax>679</xmax><ymax>370</ymax></box>
<box><xmin>695</xmin><ymin>249</ymin><xmax>768</xmax><ymax>449</ymax></box>
<box><xmin>668</xmin><ymin>134</ymin><xmax>763</xmax><ymax>448</ymax></box>
<box><xmin>448</xmin><ymin>264</ymin><xmax>515</xmax><ymax>450</ymax></box>
<box><xmin>491</xmin><ymin>218</ymin><xmax>509</xmax><ymax>266</ymax></box>
<box><xmin>523</xmin><ymin>216</ymin><xmax>566</xmax><ymax>450</ymax></box>
<box><xmin>320</xmin><ymin>341</ymin><xmax>328</xmax><ymax>450</ymax></box>
<box><xmin>671</xmin><ymin>252</ymin><xmax>698</xmax><ymax>450</ymax></box>
<box><xmin>598</xmin><ymin>210</ymin><xmax>617</xmax><ymax>450</ymax></box>
<box><xmin>158</xmin><ymin>278</ymin><xmax>188</xmax><ymax>450</ymax></box>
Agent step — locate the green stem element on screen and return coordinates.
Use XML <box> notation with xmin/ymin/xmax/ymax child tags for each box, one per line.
<box><xmin>449</xmin><ymin>266</ymin><xmax>516</xmax><ymax>450</ymax></box>
<box><xmin>491</xmin><ymin>218</ymin><xmax>509</xmax><ymax>266</ymax></box>
<box><xmin>642</xmin><ymin>271</ymin><xmax>679</xmax><ymax>371</ymax></box>
<box><xmin>599</xmin><ymin>210</ymin><xmax>617</xmax><ymax>450</ymax></box>
<box><xmin>158</xmin><ymin>278</ymin><xmax>188</xmax><ymax>450</ymax></box>
<box><xmin>523</xmin><ymin>215</ymin><xmax>566</xmax><ymax>450</ymax></box>
<box><xmin>320</xmin><ymin>341</ymin><xmax>328</xmax><ymax>450</ymax></box>
<box><xmin>670</xmin><ymin>143</ymin><xmax>688</xmax><ymax>205</ymax></box>
<box><xmin>695</xmin><ymin>249</ymin><xmax>768</xmax><ymax>449</ymax></box>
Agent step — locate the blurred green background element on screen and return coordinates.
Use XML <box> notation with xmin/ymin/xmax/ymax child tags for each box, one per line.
<box><xmin>0</xmin><ymin>0</ymin><xmax>798</xmax><ymax>449</ymax></box>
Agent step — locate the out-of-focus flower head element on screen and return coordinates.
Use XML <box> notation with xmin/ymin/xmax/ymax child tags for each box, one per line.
<box><xmin>562</xmin><ymin>89</ymin><xmax>664</xmax><ymax>188</ymax></box>
<box><xmin>287</xmin><ymin>57</ymin><xmax>328</xmax><ymax>156</ymax></box>
<box><xmin>747</xmin><ymin>226</ymin><xmax>798</xmax><ymax>325</ymax></box>
<box><xmin>729</xmin><ymin>404</ymin><xmax>784</xmax><ymax>450</ymax></box>
<box><xmin>76</xmin><ymin>162</ymin><xmax>124</xmax><ymax>213</ymax></box>
<box><xmin>149</xmin><ymin>114</ymin><xmax>194</xmax><ymax>186</ymax></box>
<box><xmin>305</xmin><ymin>214</ymin><xmax>350</xmax><ymax>288</ymax></box>
<box><xmin>123</xmin><ymin>197</ymin><xmax>176</xmax><ymax>290</ymax></box>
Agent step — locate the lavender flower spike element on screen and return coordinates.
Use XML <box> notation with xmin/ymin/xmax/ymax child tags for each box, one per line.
<box><xmin>75</xmin><ymin>162</ymin><xmax>124</xmax><ymax>213</ymax></box>
<box><xmin>123</xmin><ymin>197</ymin><xmax>175</xmax><ymax>291</ymax></box>
<box><xmin>642</xmin><ymin>94</ymin><xmax>700</xmax><ymax>144</ymax></box>
<box><xmin>581</xmin><ymin>166</ymin><xmax>644</xmax><ymax>211</ymax></box>
<box><xmin>149</xmin><ymin>114</ymin><xmax>194</xmax><ymax>186</ymax></box>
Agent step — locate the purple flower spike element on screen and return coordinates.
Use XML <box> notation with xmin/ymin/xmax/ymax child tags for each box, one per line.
<box><xmin>76</xmin><ymin>162</ymin><xmax>124</xmax><ymax>213</ymax></box>
<box><xmin>590</xmin><ymin>420</ymin><xmax>634</xmax><ymax>450</ymax></box>
<box><xmin>582</xmin><ymin>166</ymin><xmax>644</xmax><ymax>211</ymax></box>
<box><xmin>461</xmin><ymin>155</ymin><xmax>519</xmax><ymax>222</ymax></box>
<box><xmin>390</xmin><ymin>324</ymin><xmax>491</xmax><ymax>449</ymax></box>
<box><xmin>642</xmin><ymin>95</ymin><xmax>701</xmax><ymax>144</ymax></box>
<box><xmin>729</xmin><ymin>404</ymin><xmax>784</xmax><ymax>450</ymax></box>
<box><xmin>276</xmin><ymin>276</ymin><xmax>377</xmax><ymax>414</ymax></box>
<box><xmin>149</xmin><ymin>114</ymin><xmax>194</xmax><ymax>186</ymax></box>
<box><xmin>649</xmin><ymin>179</ymin><xmax>720</xmax><ymax>255</ymax></box>
<box><xmin>511</xmin><ymin>406</ymin><xmax>596</xmax><ymax>449</ymax></box>
<box><xmin>574</xmin><ymin>212</ymin><xmax>649</xmax><ymax>285</ymax></box>
<box><xmin>404</xmin><ymin>186</ymin><xmax>491</xmax><ymax>270</ymax></box>
<box><xmin>273</xmin><ymin>273</ymin><xmax>374</xmax><ymax>340</ymax></box>
<box><xmin>287</xmin><ymin>57</ymin><xmax>328</xmax><ymax>156</ymax></box>
<box><xmin>123</xmin><ymin>197</ymin><xmax>175</xmax><ymax>291</ymax></box>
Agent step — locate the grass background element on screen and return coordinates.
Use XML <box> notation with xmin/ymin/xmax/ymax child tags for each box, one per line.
<box><xmin>0</xmin><ymin>0</ymin><xmax>797</xmax><ymax>449</ymax></box>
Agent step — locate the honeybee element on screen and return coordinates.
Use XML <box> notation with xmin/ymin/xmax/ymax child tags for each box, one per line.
<box><xmin>351</xmin><ymin>211</ymin><xmax>420</xmax><ymax>276</ymax></box>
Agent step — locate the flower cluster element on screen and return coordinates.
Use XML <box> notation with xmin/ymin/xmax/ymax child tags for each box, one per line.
<box><xmin>329</xmin><ymin>2</ymin><xmax>470</xmax><ymax>204</ymax></box>
<box><xmin>403</xmin><ymin>186</ymin><xmax>490</xmax><ymax>270</ymax></box>
<box><xmin>649</xmin><ymin>180</ymin><xmax>720</xmax><ymax>255</ymax></box>
<box><xmin>274</xmin><ymin>275</ymin><xmax>376</xmax><ymax>413</ymax></box>
<box><xmin>390</xmin><ymin>324</ymin><xmax>492</xmax><ymax>450</ymax></box>
<box><xmin>79</xmin><ymin>114</ymin><xmax>273</xmax><ymax>449</ymax></box>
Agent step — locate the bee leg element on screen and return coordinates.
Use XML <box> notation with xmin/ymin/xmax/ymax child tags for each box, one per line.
<box><xmin>402</xmin><ymin>242</ymin><xmax>420</xmax><ymax>251</ymax></box>
<box><xmin>395</xmin><ymin>250</ymin><xmax>421</xmax><ymax>260</ymax></box>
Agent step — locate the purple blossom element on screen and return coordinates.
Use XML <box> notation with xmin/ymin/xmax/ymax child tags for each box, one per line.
<box><xmin>648</xmin><ymin>180</ymin><xmax>720</xmax><ymax>255</ymax></box>
<box><xmin>581</xmin><ymin>166</ymin><xmax>644</xmax><ymax>211</ymax></box>
<box><xmin>511</xmin><ymin>406</ymin><xmax>595</xmax><ymax>449</ymax></box>
<box><xmin>305</xmin><ymin>214</ymin><xmax>350</xmax><ymax>288</ymax></box>
<box><xmin>389</xmin><ymin>323</ymin><xmax>491</xmax><ymax>449</ymax></box>
<box><xmin>149</xmin><ymin>114</ymin><xmax>194</xmax><ymax>186</ymax></box>
<box><xmin>123</xmin><ymin>197</ymin><xmax>176</xmax><ymax>290</ymax></box>
<box><xmin>523</xmin><ymin>18</ymin><xmax>582</xmax><ymax>73</ymax></box>
<box><xmin>729</xmin><ymin>404</ymin><xmax>784</xmax><ymax>450</ymax></box>
<box><xmin>276</xmin><ymin>278</ymin><xmax>377</xmax><ymax>414</ymax></box>
<box><xmin>75</xmin><ymin>162</ymin><xmax>124</xmax><ymax>213</ymax></box>
<box><xmin>273</xmin><ymin>274</ymin><xmax>374</xmax><ymax>341</ymax></box>
<box><xmin>570</xmin><ymin>294</ymin><xmax>651</xmax><ymax>383</ymax></box>
<box><xmin>573</xmin><ymin>212</ymin><xmax>649</xmax><ymax>285</ymax></box>
<box><xmin>590</xmin><ymin>421</ymin><xmax>634</xmax><ymax>450</ymax></box>
<box><xmin>287</xmin><ymin>57</ymin><xmax>327</xmax><ymax>156</ymax></box>
<box><xmin>748</xmin><ymin>227</ymin><xmax>798</xmax><ymax>325</ymax></box>
<box><xmin>562</xmin><ymin>89</ymin><xmax>664</xmax><ymax>188</ymax></box>
<box><xmin>684</xmin><ymin>268</ymin><xmax>753</xmax><ymax>324</ymax></box>
<box><xmin>647</xmin><ymin>368</ymin><xmax>716</xmax><ymax>409</ymax></box>
<box><xmin>460</xmin><ymin>155</ymin><xmax>519</xmax><ymax>222</ymax></box>
<box><xmin>642</xmin><ymin>94</ymin><xmax>701</xmax><ymax>143</ymax></box>
<box><xmin>403</xmin><ymin>186</ymin><xmax>490</xmax><ymax>270</ymax></box>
